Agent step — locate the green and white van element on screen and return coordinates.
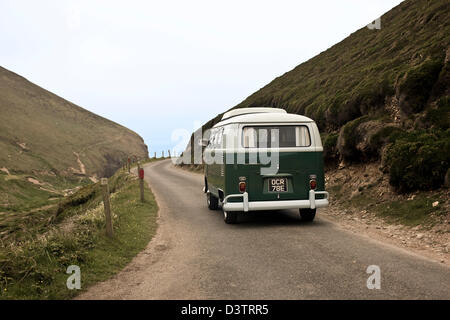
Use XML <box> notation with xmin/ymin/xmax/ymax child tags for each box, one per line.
<box><xmin>203</xmin><ymin>107</ymin><xmax>329</xmax><ymax>224</ymax></box>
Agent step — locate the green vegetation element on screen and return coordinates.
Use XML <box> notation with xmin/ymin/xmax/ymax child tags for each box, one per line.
<box><xmin>0</xmin><ymin>169</ymin><xmax>158</xmax><ymax>299</ymax></box>
<box><xmin>399</xmin><ymin>58</ymin><xmax>444</xmax><ymax>114</ymax></box>
<box><xmin>331</xmin><ymin>181</ymin><xmax>446</xmax><ymax>227</ymax></box>
<box><xmin>375</xmin><ymin>193</ymin><xmax>443</xmax><ymax>226</ymax></box>
<box><xmin>424</xmin><ymin>96</ymin><xmax>450</xmax><ymax>130</ymax></box>
<box><xmin>322</xmin><ymin>133</ymin><xmax>339</xmax><ymax>163</ymax></box>
<box><xmin>368</xmin><ymin>126</ymin><xmax>404</xmax><ymax>157</ymax></box>
<box><xmin>339</xmin><ymin>116</ymin><xmax>369</xmax><ymax>162</ymax></box>
<box><xmin>385</xmin><ymin>129</ymin><xmax>450</xmax><ymax>192</ymax></box>
<box><xmin>0</xmin><ymin>170</ymin><xmax>91</xmax><ymax>214</ymax></box>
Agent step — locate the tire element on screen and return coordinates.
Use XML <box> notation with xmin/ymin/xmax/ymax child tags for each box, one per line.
<box><xmin>223</xmin><ymin>211</ymin><xmax>238</xmax><ymax>224</ymax></box>
<box><xmin>207</xmin><ymin>192</ymin><xmax>219</xmax><ymax>210</ymax></box>
<box><xmin>299</xmin><ymin>208</ymin><xmax>316</xmax><ymax>222</ymax></box>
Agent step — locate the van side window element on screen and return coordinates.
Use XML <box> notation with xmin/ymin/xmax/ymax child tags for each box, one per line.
<box><xmin>207</xmin><ymin>129</ymin><xmax>216</xmax><ymax>148</ymax></box>
<box><xmin>216</xmin><ymin>128</ymin><xmax>223</xmax><ymax>148</ymax></box>
<box><xmin>223</xmin><ymin>125</ymin><xmax>238</xmax><ymax>149</ymax></box>
<box><xmin>208</xmin><ymin>128</ymin><xmax>224</xmax><ymax>148</ymax></box>
<box><xmin>242</xmin><ymin>126</ymin><xmax>311</xmax><ymax>148</ymax></box>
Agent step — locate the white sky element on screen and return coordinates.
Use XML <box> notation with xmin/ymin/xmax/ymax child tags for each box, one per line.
<box><xmin>0</xmin><ymin>0</ymin><xmax>403</xmax><ymax>156</ymax></box>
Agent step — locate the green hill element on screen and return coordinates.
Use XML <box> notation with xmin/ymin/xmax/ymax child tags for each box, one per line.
<box><xmin>0</xmin><ymin>66</ymin><xmax>148</xmax><ymax>212</ymax></box>
<box><xmin>197</xmin><ymin>0</ymin><xmax>450</xmax><ymax>192</ymax></box>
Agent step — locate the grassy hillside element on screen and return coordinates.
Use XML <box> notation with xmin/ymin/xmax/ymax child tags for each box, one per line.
<box><xmin>0</xmin><ymin>166</ymin><xmax>158</xmax><ymax>299</ymax></box>
<box><xmin>197</xmin><ymin>0</ymin><xmax>450</xmax><ymax>192</ymax></box>
<box><xmin>0</xmin><ymin>66</ymin><xmax>148</xmax><ymax>211</ymax></box>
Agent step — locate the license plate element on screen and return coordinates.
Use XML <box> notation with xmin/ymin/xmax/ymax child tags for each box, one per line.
<box><xmin>268</xmin><ymin>177</ymin><xmax>288</xmax><ymax>193</ymax></box>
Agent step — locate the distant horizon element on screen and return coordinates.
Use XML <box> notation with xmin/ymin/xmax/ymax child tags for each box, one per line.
<box><xmin>0</xmin><ymin>0</ymin><xmax>403</xmax><ymax>157</ymax></box>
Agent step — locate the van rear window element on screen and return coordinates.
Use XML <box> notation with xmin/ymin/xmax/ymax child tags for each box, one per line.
<box><xmin>242</xmin><ymin>126</ymin><xmax>311</xmax><ymax>148</ymax></box>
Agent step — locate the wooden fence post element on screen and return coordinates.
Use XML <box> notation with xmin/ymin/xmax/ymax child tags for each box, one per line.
<box><xmin>101</xmin><ymin>178</ymin><xmax>114</xmax><ymax>238</ymax></box>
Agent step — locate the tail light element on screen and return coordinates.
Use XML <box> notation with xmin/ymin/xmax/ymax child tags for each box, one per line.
<box><xmin>309</xmin><ymin>179</ymin><xmax>317</xmax><ymax>190</ymax></box>
<box><xmin>239</xmin><ymin>182</ymin><xmax>246</xmax><ymax>193</ymax></box>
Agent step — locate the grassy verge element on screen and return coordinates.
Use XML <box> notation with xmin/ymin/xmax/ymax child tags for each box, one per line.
<box><xmin>328</xmin><ymin>182</ymin><xmax>448</xmax><ymax>227</ymax></box>
<box><xmin>0</xmin><ymin>171</ymin><xmax>91</xmax><ymax>214</ymax></box>
<box><xmin>0</xmin><ymin>168</ymin><xmax>158</xmax><ymax>299</ymax></box>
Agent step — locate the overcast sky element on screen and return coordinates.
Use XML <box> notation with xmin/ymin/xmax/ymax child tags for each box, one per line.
<box><xmin>0</xmin><ymin>0</ymin><xmax>403</xmax><ymax>156</ymax></box>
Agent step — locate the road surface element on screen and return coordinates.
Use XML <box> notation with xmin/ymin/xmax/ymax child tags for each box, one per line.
<box><xmin>78</xmin><ymin>160</ymin><xmax>450</xmax><ymax>299</ymax></box>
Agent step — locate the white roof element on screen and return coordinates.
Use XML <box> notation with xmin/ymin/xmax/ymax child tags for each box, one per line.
<box><xmin>221</xmin><ymin>107</ymin><xmax>286</xmax><ymax>121</ymax></box>
<box><xmin>215</xmin><ymin>109</ymin><xmax>314</xmax><ymax>127</ymax></box>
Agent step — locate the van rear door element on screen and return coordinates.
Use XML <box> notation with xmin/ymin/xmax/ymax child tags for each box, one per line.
<box><xmin>225</xmin><ymin>123</ymin><xmax>325</xmax><ymax>202</ymax></box>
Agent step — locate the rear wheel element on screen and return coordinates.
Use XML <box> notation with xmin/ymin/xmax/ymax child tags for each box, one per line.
<box><xmin>223</xmin><ymin>211</ymin><xmax>238</xmax><ymax>224</ymax></box>
<box><xmin>207</xmin><ymin>192</ymin><xmax>219</xmax><ymax>210</ymax></box>
<box><xmin>299</xmin><ymin>208</ymin><xmax>316</xmax><ymax>222</ymax></box>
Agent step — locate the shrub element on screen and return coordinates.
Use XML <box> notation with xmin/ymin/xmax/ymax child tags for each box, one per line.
<box><xmin>399</xmin><ymin>58</ymin><xmax>444</xmax><ymax>114</ymax></box>
<box><xmin>324</xmin><ymin>133</ymin><xmax>339</xmax><ymax>151</ymax></box>
<box><xmin>385</xmin><ymin>129</ymin><xmax>450</xmax><ymax>192</ymax></box>
<box><xmin>424</xmin><ymin>96</ymin><xmax>450</xmax><ymax>130</ymax></box>
<box><xmin>323</xmin><ymin>133</ymin><xmax>339</xmax><ymax>164</ymax></box>
<box><xmin>358</xmin><ymin>77</ymin><xmax>394</xmax><ymax>113</ymax></box>
<box><xmin>368</xmin><ymin>126</ymin><xmax>404</xmax><ymax>157</ymax></box>
<box><xmin>55</xmin><ymin>183</ymin><xmax>99</xmax><ymax>218</ymax></box>
<box><xmin>338</xmin><ymin>116</ymin><xmax>369</xmax><ymax>162</ymax></box>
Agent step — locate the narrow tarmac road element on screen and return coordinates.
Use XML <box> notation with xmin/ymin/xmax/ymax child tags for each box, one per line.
<box><xmin>78</xmin><ymin>160</ymin><xmax>450</xmax><ymax>299</ymax></box>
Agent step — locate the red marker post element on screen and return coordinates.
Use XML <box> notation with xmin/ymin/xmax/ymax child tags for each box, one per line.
<box><xmin>139</xmin><ymin>167</ymin><xmax>145</xmax><ymax>202</ymax></box>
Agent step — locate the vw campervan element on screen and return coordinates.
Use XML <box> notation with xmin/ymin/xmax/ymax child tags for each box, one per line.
<box><xmin>204</xmin><ymin>108</ymin><xmax>329</xmax><ymax>224</ymax></box>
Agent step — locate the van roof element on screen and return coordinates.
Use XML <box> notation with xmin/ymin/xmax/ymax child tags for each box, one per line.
<box><xmin>215</xmin><ymin>108</ymin><xmax>314</xmax><ymax>127</ymax></box>
<box><xmin>222</xmin><ymin>107</ymin><xmax>287</xmax><ymax>121</ymax></box>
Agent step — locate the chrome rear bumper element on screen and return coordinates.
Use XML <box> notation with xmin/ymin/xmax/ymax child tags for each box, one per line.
<box><xmin>222</xmin><ymin>190</ymin><xmax>329</xmax><ymax>212</ymax></box>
